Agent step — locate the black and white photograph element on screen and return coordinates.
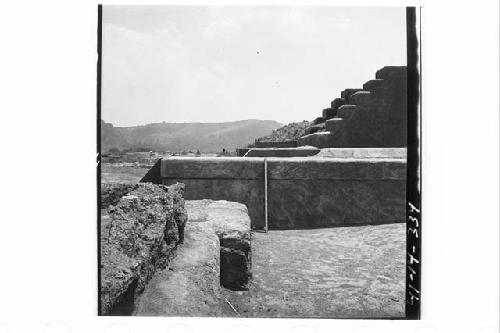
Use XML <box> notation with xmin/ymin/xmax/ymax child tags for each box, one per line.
<box><xmin>0</xmin><ymin>0</ymin><xmax>499</xmax><ymax>332</ymax></box>
<box><xmin>98</xmin><ymin>5</ymin><xmax>420</xmax><ymax>319</ymax></box>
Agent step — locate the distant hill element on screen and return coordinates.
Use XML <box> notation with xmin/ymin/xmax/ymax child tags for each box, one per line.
<box><xmin>101</xmin><ymin>119</ymin><xmax>283</xmax><ymax>153</ymax></box>
<box><xmin>254</xmin><ymin>120</ymin><xmax>312</xmax><ymax>143</ymax></box>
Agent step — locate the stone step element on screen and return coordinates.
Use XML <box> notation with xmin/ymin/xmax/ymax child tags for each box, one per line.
<box><xmin>337</xmin><ymin>104</ymin><xmax>357</xmax><ymax>118</ymax></box>
<box><xmin>316</xmin><ymin>147</ymin><xmax>407</xmax><ymax>159</ymax></box>
<box><xmin>325</xmin><ymin>118</ymin><xmax>344</xmax><ymax>132</ymax></box>
<box><xmin>375</xmin><ymin>66</ymin><xmax>407</xmax><ymax>80</ymax></box>
<box><xmin>297</xmin><ymin>131</ymin><xmax>333</xmax><ymax>148</ymax></box>
<box><xmin>244</xmin><ymin>146</ymin><xmax>320</xmax><ymax>158</ymax></box>
<box><xmin>363</xmin><ymin>79</ymin><xmax>385</xmax><ymax>92</ymax></box>
<box><xmin>312</xmin><ymin>116</ymin><xmax>326</xmax><ymax>125</ymax></box>
<box><xmin>330</xmin><ymin>97</ymin><xmax>345</xmax><ymax>110</ymax></box>
<box><xmin>254</xmin><ymin>141</ymin><xmax>297</xmax><ymax>148</ymax></box>
<box><xmin>341</xmin><ymin>88</ymin><xmax>363</xmax><ymax>104</ymax></box>
<box><xmin>322</xmin><ymin>107</ymin><xmax>336</xmax><ymax>120</ymax></box>
<box><xmin>349</xmin><ymin>91</ymin><xmax>375</xmax><ymax>105</ymax></box>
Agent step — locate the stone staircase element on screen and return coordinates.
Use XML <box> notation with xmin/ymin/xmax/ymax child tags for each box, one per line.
<box><xmin>297</xmin><ymin>66</ymin><xmax>407</xmax><ymax>148</ymax></box>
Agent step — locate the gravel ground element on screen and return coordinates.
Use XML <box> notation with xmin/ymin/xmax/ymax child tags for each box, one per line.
<box><xmin>222</xmin><ymin>224</ymin><xmax>406</xmax><ymax>318</ymax></box>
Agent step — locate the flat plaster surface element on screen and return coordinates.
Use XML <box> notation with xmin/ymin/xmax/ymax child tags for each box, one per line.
<box><xmin>222</xmin><ymin>223</ymin><xmax>406</xmax><ymax>318</ymax></box>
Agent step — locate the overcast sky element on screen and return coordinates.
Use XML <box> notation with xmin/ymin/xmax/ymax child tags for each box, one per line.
<box><xmin>102</xmin><ymin>6</ymin><xmax>406</xmax><ymax>127</ymax></box>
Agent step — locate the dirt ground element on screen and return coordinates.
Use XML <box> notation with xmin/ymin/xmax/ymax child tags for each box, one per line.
<box><xmin>222</xmin><ymin>224</ymin><xmax>406</xmax><ymax>318</ymax></box>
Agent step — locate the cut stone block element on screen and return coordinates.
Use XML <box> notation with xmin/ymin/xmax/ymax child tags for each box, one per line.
<box><xmin>330</xmin><ymin>97</ymin><xmax>345</xmax><ymax>109</ymax></box>
<box><xmin>337</xmin><ymin>105</ymin><xmax>357</xmax><ymax>119</ymax></box>
<box><xmin>322</xmin><ymin>107</ymin><xmax>336</xmax><ymax>120</ymax></box>
<box><xmin>244</xmin><ymin>146</ymin><xmax>320</xmax><ymax>157</ymax></box>
<box><xmin>312</xmin><ymin>116</ymin><xmax>326</xmax><ymax>125</ymax></box>
<box><xmin>205</xmin><ymin>200</ymin><xmax>252</xmax><ymax>290</ymax></box>
<box><xmin>363</xmin><ymin>79</ymin><xmax>385</xmax><ymax>92</ymax></box>
<box><xmin>375</xmin><ymin>66</ymin><xmax>406</xmax><ymax>80</ymax></box>
<box><xmin>349</xmin><ymin>91</ymin><xmax>375</xmax><ymax>105</ymax></box>
<box><xmin>325</xmin><ymin>118</ymin><xmax>345</xmax><ymax>132</ymax></box>
<box><xmin>297</xmin><ymin>131</ymin><xmax>333</xmax><ymax>148</ymax></box>
<box><xmin>341</xmin><ymin>88</ymin><xmax>363</xmax><ymax>103</ymax></box>
<box><xmin>254</xmin><ymin>141</ymin><xmax>298</xmax><ymax>148</ymax></box>
<box><xmin>316</xmin><ymin>148</ymin><xmax>407</xmax><ymax>159</ymax></box>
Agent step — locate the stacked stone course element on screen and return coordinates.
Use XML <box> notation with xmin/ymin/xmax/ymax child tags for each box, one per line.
<box><xmin>298</xmin><ymin>66</ymin><xmax>407</xmax><ymax>148</ymax></box>
<box><xmin>247</xmin><ymin>66</ymin><xmax>407</xmax><ymax>151</ymax></box>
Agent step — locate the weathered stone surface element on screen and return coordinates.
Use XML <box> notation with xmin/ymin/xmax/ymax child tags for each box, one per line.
<box><xmin>101</xmin><ymin>183</ymin><xmax>137</xmax><ymax>208</ymax></box>
<box><xmin>133</xmin><ymin>220</ymin><xmax>227</xmax><ymax>316</ymax></box>
<box><xmin>297</xmin><ymin>131</ymin><xmax>334</xmax><ymax>148</ymax></box>
<box><xmin>304</xmin><ymin>123</ymin><xmax>326</xmax><ymax>135</ymax></box>
<box><xmin>266</xmin><ymin>158</ymin><xmax>406</xmax><ymax>180</ymax></box>
<box><xmin>222</xmin><ymin>224</ymin><xmax>406</xmax><ymax>318</ymax></box>
<box><xmin>325</xmin><ymin>118</ymin><xmax>345</xmax><ymax>133</ymax></box>
<box><xmin>363</xmin><ymin>79</ymin><xmax>385</xmax><ymax>92</ymax></box>
<box><xmin>183</xmin><ymin>200</ymin><xmax>251</xmax><ymax>290</ymax></box>
<box><xmin>100</xmin><ymin>183</ymin><xmax>187</xmax><ymax>315</ymax></box>
<box><xmin>267</xmin><ymin>179</ymin><xmax>405</xmax><ymax>229</ymax></box>
<box><xmin>316</xmin><ymin>148</ymin><xmax>407</xmax><ymax>159</ymax></box>
<box><xmin>349</xmin><ymin>91</ymin><xmax>375</xmax><ymax>105</ymax></box>
<box><xmin>133</xmin><ymin>199</ymin><xmax>252</xmax><ymax>316</ymax></box>
<box><xmin>322</xmin><ymin>107</ymin><xmax>336</xmax><ymax>120</ymax></box>
<box><xmin>297</xmin><ymin>66</ymin><xmax>407</xmax><ymax>148</ymax></box>
<box><xmin>201</xmin><ymin>200</ymin><xmax>252</xmax><ymax>290</ymax></box>
<box><xmin>337</xmin><ymin>104</ymin><xmax>357</xmax><ymax>119</ymax></box>
<box><xmin>244</xmin><ymin>146</ymin><xmax>320</xmax><ymax>157</ymax></box>
<box><xmin>162</xmin><ymin>157</ymin><xmax>264</xmax><ymax>179</ymax></box>
<box><xmin>254</xmin><ymin>140</ymin><xmax>298</xmax><ymax>148</ymax></box>
<box><xmin>312</xmin><ymin>116</ymin><xmax>326</xmax><ymax>125</ymax></box>
<box><xmin>330</xmin><ymin>97</ymin><xmax>345</xmax><ymax>109</ymax></box>
<box><xmin>341</xmin><ymin>88</ymin><xmax>363</xmax><ymax>103</ymax></box>
<box><xmin>375</xmin><ymin>66</ymin><xmax>405</xmax><ymax>80</ymax></box>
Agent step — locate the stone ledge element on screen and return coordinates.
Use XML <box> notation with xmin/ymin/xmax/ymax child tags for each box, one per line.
<box><xmin>316</xmin><ymin>148</ymin><xmax>407</xmax><ymax>159</ymax></box>
<box><xmin>243</xmin><ymin>146</ymin><xmax>320</xmax><ymax>157</ymax></box>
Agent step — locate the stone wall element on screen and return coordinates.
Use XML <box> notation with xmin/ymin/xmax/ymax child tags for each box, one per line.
<box><xmin>145</xmin><ymin>154</ymin><xmax>406</xmax><ymax>230</ymax></box>
<box><xmin>100</xmin><ymin>183</ymin><xmax>187</xmax><ymax>315</ymax></box>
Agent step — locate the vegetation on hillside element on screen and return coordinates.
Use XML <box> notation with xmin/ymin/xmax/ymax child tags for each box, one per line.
<box><xmin>254</xmin><ymin>120</ymin><xmax>311</xmax><ymax>143</ymax></box>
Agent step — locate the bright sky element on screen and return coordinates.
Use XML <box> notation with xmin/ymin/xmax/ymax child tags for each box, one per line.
<box><xmin>102</xmin><ymin>6</ymin><xmax>406</xmax><ymax>127</ymax></box>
